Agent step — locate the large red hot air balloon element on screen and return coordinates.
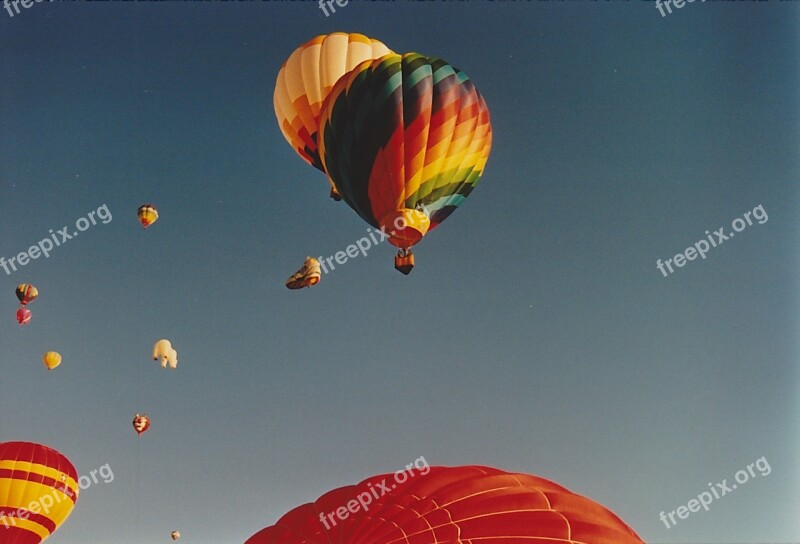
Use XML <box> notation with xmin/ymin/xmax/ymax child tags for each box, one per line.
<box><xmin>0</xmin><ymin>441</ymin><xmax>80</xmax><ymax>544</ymax></box>
<box><xmin>244</xmin><ymin>465</ymin><xmax>644</xmax><ymax>544</ymax></box>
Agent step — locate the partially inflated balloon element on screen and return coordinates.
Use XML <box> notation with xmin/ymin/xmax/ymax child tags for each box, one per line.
<box><xmin>16</xmin><ymin>308</ymin><xmax>32</xmax><ymax>326</ymax></box>
<box><xmin>0</xmin><ymin>441</ymin><xmax>79</xmax><ymax>544</ymax></box>
<box><xmin>137</xmin><ymin>204</ymin><xmax>159</xmax><ymax>228</ymax></box>
<box><xmin>43</xmin><ymin>352</ymin><xmax>61</xmax><ymax>370</ymax></box>
<box><xmin>319</xmin><ymin>53</ymin><xmax>492</xmax><ymax>272</ymax></box>
<box><xmin>16</xmin><ymin>284</ymin><xmax>38</xmax><ymax>305</ymax></box>
<box><xmin>244</xmin><ymin>465</ymin><xmax>644</xmax><ymax>544</ymax></box>
<box><xmin>274</xmin><ymin>32</ymin><xmax>393</xmax><ymax>199</ymax></box>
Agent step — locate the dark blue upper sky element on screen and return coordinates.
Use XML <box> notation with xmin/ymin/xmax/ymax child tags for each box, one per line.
<box><xmin>1</xmin><ymin>1</ymin><xmax>798</xmax><ymax>543</ymax></box>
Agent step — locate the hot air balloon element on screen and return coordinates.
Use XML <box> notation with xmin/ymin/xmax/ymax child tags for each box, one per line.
<box><xmin>285</xmin><ymin>257</ymin><xmax>321</xmax><ymax>289</ymax></box>
<box><xmin>319</xmin><ymin>53</ymin><xmax>492</xmax><ymax>274</ymax></box>
<box><xmin>274</xmin><ymin>32</ymin><xmax>393</xmax><ymax>200</ymax></box>
<box><xmin>42</xmin><ymin>351</ymin><xmax>61</xmax><ymax>371</ymax></box>
<box><xmin>152</xmin><ymin>339</ymin><xmax>178</xmax><ymax>369</ymax></box>
<box><xmin>16</xmin><ymin>308</ymin><xmax>32</xmax><ymax>326</ymax></box>
<box><xmin>171</xmin><ymin>530</ymin><xmax>181</xmax><ymax>540</ymax></box>
<box><xmin>15</xmin><ymin>284</ymin><xmax>38</xmax><ymax>305</ymax></box>
<box><xmin>137</xmin><ymin>204</ymin><xmax>159</xmax><ymax>228</ymax></box>
<box><xmin>132</xmin><ymin>414</ymin><xmax>151</xmax><ymax>436</ymax></box>
<box><xmin>244</xmin><ymin>465</ymin><xmax>644</xmax><ymax>544</ymax></box>
<box><xmin>0</xmin><ymin>441</ymin><xmax>79</xmax><ymax>544</ymax></box>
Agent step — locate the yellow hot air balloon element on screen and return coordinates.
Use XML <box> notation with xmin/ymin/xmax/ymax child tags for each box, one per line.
<box><xmin>43</xmin><ymin>351</ymin><xmax>62</xmax><ymax>371</ymax></box>
<box><xmin>0</xmin><ymin>441</ymin><xmax>80</xmax><ymax>543</ymax></box>
<box><xmin>137</xmin><ymin>204</ymin><xmax>159</xmax><ymax>228</ymax></box>
<box><xmin>274</xmin><ymin>32</ymin><xmax>393</xmax><ymax>199</ymax></box>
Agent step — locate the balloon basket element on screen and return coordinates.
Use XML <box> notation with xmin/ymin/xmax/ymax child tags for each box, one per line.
<box><xmin>394</xmin><ymin>252</ymin><xmax>415</xmax><ymax>275</ymax></box>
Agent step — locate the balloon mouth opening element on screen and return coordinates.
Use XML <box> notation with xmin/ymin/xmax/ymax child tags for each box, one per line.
<box><xmin>379</xmin><ymin>208</ymin><xmax>431</xmax><ymax>249</ymax></box>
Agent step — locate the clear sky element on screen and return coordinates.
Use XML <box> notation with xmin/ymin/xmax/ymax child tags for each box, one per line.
<box><xmin>1</xmin><ymin>1</ymin><xmax>798</xmax><ymax>543</ymax></box>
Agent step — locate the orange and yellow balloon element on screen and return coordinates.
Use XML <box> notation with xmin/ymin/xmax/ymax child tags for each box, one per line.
<box><xmin>0</xmin><ymin>441</ymin><xmax>79</xmax><ymax>544</ymax></box>
<box><xmin>137</xmin><ymin>204</ymin><xmax>159</xmax><ymax>228</ymax></box>
<box><xmin>274</xmin><ymin>32</ymin><xmax>393</xmax><ymax>199</ymax></box>
<box><xmin>42</xmin><ymin>352</ymin><xmax>61</xmax><ymax>371</ymax></box>
<box><xmin>15</xmin><ymin>284</ymin><xmax>38</xmax><ymax>305</ymax></box>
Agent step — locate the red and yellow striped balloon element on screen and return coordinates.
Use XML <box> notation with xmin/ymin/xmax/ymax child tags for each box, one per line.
<box><xmin>0</xmin><ymin>442</ymin><xmax>79</xmax><ymax>544</ymax></box>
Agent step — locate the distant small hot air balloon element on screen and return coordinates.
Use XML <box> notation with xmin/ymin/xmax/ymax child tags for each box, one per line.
<box><xmin>16</xmin><ymin>307</ymin><xmax>32</xmax><ymax>325</ymax></box>
<box><xmin>152</xmin><ymin>339</ymin><xmax>178</xmax><ymax>369</ymax></box>
<box><xmin>285</xmin><ymin>257</ymin><xmax>321</xmax><ymax>289</ymax></box>
<box><xmin>16</xmin><ymin>283</ymin><xmax>38</xmax><ymax>305</ymax></box>
<box><xmin>132</xmin><ymin>414</ymin><xmax>151</xmax><ymax>436</ymax></box>
<box><xmin>171</xmin><ymin>530</ymin><xmax>181</xmax><ymax>541</ymax></box>
<box><xmin>137</xmin><ymin>204</ymin><xmax>159</xmax><ymax>228</ymax></box>
<box><xmin>43</xmin><ymin>351</ymin><xmax>62</xmax><ymax>370</ymax></box>
<box><xmin>0</xmin><ymin>441</ymin><xmax>79</xmax><ymax>544</ymax></box>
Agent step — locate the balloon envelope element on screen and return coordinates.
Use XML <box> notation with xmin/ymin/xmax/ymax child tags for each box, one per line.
<box><xmin>0</xmin><ymin>441</ymin><xmax>79</xmax><ymax>544</ymax></box>
<box><xmin>274</xmin><ymin>32</ymin><xmax>393</xmax><ymax>197</ymax></box>
<box><xmin>137</xmin><ymin>204</ymin><xmax>159</xmax><ymax>228</ymax></box>
<box><xmin>244</xmin><ymin>465</ymin><xmax>644</xmax><ymax>544</ymax></box>
<box><xmin>285</xmin><ymin>257</ymin><xmax>321</xmax><ymax>289</ymax></box>
<box><xmin>319</xmin><ymin>53</ymin><xmax>492</xmax><ymax>250</ymax></box>
<box><xmin>132</xmin><ymin>414</ymin><xmax>151</xmax><ymax>436</ymax></box>
<box><xmin>152</xmin><ymin>339</ymin><xmax>178</xmax><ymax>369</ymax></box>
<box><xmin>15</xmin><ymin>284</ymin><xmax>38</xmax><ymax>305</ymax></box>
<box><xmin>16</xmin><ymin>308</ymin><xmax>32</xmax><ymax>326</ymax></box>
<box><xmin>42</xmin><ymin>352</ymin><xmax>61</xmax><ymax>370</ymax></box>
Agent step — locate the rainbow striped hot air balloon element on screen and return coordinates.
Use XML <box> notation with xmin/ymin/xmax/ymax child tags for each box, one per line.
<box><xmin>319</xmin><ymin>53</ymin><xmax>492</xmax><ymax>273</ymax></box>
<box><xmin>0</xmin><ymin>441</ymin><xmax>79</xmax><ymax>544</ymax></box>
<box><xmin>244</xmin><ymin>465</ymin><xmax>644</xmax><ymax>544</ymax></box>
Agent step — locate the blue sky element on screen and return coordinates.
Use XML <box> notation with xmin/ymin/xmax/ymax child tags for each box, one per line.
<box><xmin>1</xmin><ymin>1</ymin><xmax>799</xmax><ymax>543</ymax></box>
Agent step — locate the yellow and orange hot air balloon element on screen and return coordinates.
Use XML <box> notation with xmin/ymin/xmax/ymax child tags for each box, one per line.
<box><xmin>137</xmin><ymin>204</ymin><xmax>159</xmax><ymax>228</ymax></box>
<box><xmin>0</xmin><ymin>441</ymin><xmax>80</xmax><ymax>544</ymax></box>
<box><xmin>42</xmin><ymin>352</ymin><xmax>61</xmax><ymax>371</ymax></box>
<box><xmin>274</xmin><ymin>32</ymin><xmax>393</xmax><ymax>200</ymax></box>
<box><xmin>15</xmin><ymin>284</ymin><xmax>38</xmax><ymax>305</ymax></box>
